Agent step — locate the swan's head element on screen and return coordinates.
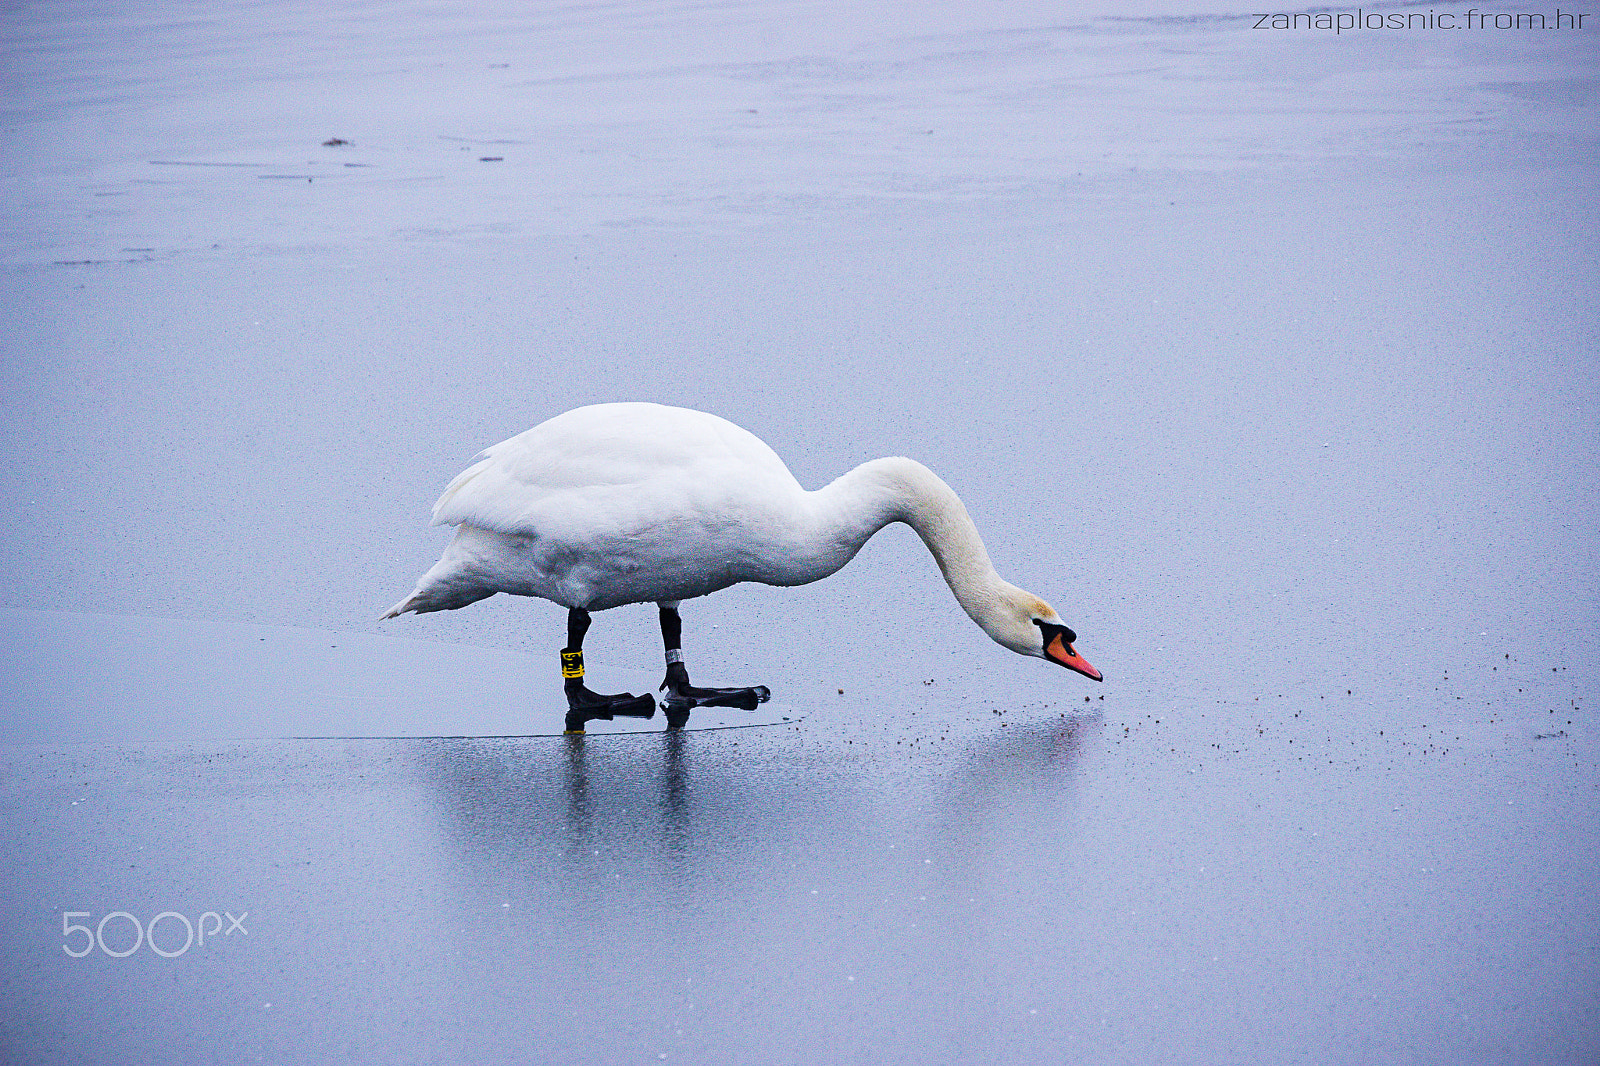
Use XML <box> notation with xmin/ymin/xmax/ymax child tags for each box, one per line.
<box><xmin>1031</xmin><ymin>617</ymin><xmax>1102</xmax><ymax>681</ymax></box>
<box><xmin>981</xmin><ymin>589</ymin><xmax>1102</xmax><ymax>682</ymax></box>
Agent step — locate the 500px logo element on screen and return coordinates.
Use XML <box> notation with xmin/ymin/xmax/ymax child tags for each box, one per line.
<box><xmin>61</xmin><ymin>910</ymin><xmax>248</xmax><ymax>958</ymax></box>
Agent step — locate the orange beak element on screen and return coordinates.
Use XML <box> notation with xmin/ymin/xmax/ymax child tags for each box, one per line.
<box><xmin>1045</xmin><ymin>632</ymin><xmax>1102</xmax><ymax>682</ymax></box>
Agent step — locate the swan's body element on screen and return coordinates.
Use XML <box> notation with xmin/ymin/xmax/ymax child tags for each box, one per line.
<box><xmin>392</xmin><ymin>403</ymin><xmax>878</xmax><ymax>612</ymax></box>
<box><xmin>384</xmin><ymin>403</ymin><xmax>1099</xmax><ymax>726</ymax></box>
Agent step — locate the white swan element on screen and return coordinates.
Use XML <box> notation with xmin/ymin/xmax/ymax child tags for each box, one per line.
<box><xmin>383</xmin><ymin>402</ymin><xmax>1099</xmax><ymax>731</ymax></box>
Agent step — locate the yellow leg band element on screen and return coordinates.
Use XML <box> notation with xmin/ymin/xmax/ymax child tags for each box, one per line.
<box><xmin>561</xmin><ymin>649</ymin><xmax>584</xmax><ymax>679</ymax></box>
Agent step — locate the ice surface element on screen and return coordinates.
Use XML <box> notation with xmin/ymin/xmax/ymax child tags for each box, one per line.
<box><xmin>1</xmin><ymin>1</ymin><xmax>1596</xmax><ymax>1063</ymax></box>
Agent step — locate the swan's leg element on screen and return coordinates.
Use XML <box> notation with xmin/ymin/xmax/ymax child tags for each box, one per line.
<box><xmin>562</xmin><ymin>607</ymin><xmax>656</xmax><ymax>735</ymax></box>
<box><xmin>657</xmin><ymin>602</ymin><xmax>771</xmax><ymax>729</ymax></box>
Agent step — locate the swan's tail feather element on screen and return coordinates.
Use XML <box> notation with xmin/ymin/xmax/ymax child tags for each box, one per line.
<box><xmin>382</xmin><ymin>525</ymin><xmax>503</xmax><ymax>620</ymax></box>
<box><xmin>379</xmin><ymin>581</ymin><xmax>495</xmax><ymax>620</ymax></box>
<box><xmin>379</xmin><ymin>591</ymin><xmax>422</xmax><ymax>620</ymax></box>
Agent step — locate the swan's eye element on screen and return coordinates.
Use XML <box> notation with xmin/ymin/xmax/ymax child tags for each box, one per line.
<box><xmin>1032</xmin><ymin>618</ymin><xmax>1077</xmax><ymax>644</ymax></box>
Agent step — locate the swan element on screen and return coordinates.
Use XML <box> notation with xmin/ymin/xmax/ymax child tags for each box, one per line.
<box><xmin>382</xmin><ymin>402</ymin><xmax>1100</xmax><ymax>732</ymax></box>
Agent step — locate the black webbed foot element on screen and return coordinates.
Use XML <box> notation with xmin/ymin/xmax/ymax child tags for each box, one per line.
<box><xmin>660</xmin><ymin>669</ymin><xmax>771</xmax><ymax>730</ymax></box>
<box><xmin>660</xmin><ymin>682</ymin><xmax>772</xmax><ymax>712</ymax></box>
<box><xmin>559</xmin><ymin>632</ymin><xmax>656</xmax><ymax>733</ymax></box>
<box><xmin>655</xmin><ymin>605</ymin><xmax>771</xmax><ymax>730</ymax></box>
<box><xmin>563</xmin><ymin>683</ymin><xmax>656</xmax><ymax>734</ymax></box>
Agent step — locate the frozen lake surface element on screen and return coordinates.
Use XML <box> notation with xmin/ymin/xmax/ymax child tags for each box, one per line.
<box><xmin>2</xmin><ymin>0</ymin><xmax>1597</xmax><ymax>1062</ymax></box>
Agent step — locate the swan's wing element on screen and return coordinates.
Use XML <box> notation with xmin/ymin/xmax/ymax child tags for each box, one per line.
<box><xmin>429</xmin><ymin>403</ymin><xmax>801</xmax><ymax>538</ymax></box>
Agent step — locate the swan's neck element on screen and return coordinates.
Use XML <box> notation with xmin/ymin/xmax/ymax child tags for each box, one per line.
<box><xmin>805</xmin><ymin>457</ymin><xmax>1015</xmax><ymax>633</ymax></box>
